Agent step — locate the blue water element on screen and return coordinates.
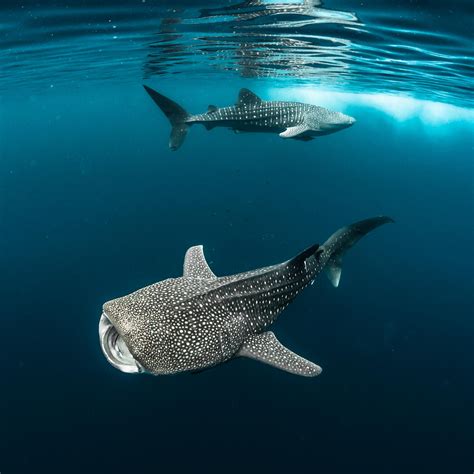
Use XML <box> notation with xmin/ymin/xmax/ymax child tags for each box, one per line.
<box><xmin>1</xmin><ymin>1</ymin><xmax>473</xmax><ymax>473</ymax></box>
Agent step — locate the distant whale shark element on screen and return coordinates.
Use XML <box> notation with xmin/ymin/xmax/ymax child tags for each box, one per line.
<box><xmin>143</xmin><ymin>85</ymin><xmax>356</xmax><ymax>150</ymax></box>
<box><xmin>99</xmin><ymin>216</ymin><xmax>392</xmax><ymax>377</ymax></box>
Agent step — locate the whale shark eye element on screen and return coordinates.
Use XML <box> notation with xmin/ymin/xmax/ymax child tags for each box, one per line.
<box><xmin>99</xmin><ymin>313</ymin><xmax>143</xmax><ymax>374</ymax></box>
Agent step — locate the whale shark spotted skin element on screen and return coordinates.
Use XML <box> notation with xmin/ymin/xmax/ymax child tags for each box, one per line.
<box><xmin>99</xmin><ymin>216</ymin><xmax>393</xmax><ymax>377</ymax></box>
<box><xmin>143</xmin><ymin>85</ymin><xmax>356</xmax><ymax>150</ymax></box>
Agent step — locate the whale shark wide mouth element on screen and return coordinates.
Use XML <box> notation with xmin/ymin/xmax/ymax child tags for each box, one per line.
<box><xmin>99</xmin><ymin>313</ymin><xmax>143</xmax><ymax>374</ymax></box>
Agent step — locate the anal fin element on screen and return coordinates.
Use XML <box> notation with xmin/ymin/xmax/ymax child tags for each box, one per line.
<box><xmin>237</xmin><ymin>331</ymin><xmax>322</xmax><ymax>377</ymax></box>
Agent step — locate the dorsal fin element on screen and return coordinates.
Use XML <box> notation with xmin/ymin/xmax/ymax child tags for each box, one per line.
<box><xmin>237</xmin><ymin>88</ymin><xmax>262</xmax><ymax>107</ymax></box>
<box><xmin>183</xmin><ymin>245</ymin><xmax>217</xmax><ymax>280</ymax></box>
<box><xmin>207</xmin><ymin>105</ymin><xmax>218</xmax><ymax>113</ymax></box>
<box><xmin>290</xmin><ymin>243</ymin><xmax>321</xmax><ymax>265</ymax></box>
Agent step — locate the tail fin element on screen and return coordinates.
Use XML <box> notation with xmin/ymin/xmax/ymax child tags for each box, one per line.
<box><xmin>322</xmin><ymin>216</ymin><xmax>394</xmax><ymax>287</ymax></box>
<box><xmin>143</xmin><ymin>85</ymin><xmax>189</xmax><ymax>151</ymax></box>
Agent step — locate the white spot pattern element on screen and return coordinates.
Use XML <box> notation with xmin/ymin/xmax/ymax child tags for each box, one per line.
<box><xmin>103</xmin><ymin>244</ymin><xmax>325</xmax><ymax>376</ymax></box>
<box><xmin>101</xmin><ymin>217</ymin><xmax>392</xmax><ymax>377</ymax></box>
<box><xmin>238</xmin><ymin>331</ymin><xmax>322</xmax><ymax>377</ymax></box>
<box><xmin>186</xmin><ymin>88</ymin><xmax>354</xmax><ymax>139</ymax></box>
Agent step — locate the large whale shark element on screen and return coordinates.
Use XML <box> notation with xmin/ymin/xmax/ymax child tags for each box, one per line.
<box><xmin>144</xmin><ymin>85</ymin><xmax>356</xmax><ymax>150</ymax></box>
<box><xmin>99</xmin><ymin>216</ymin><xmax>392</xmax><ymax>377</ymax></box>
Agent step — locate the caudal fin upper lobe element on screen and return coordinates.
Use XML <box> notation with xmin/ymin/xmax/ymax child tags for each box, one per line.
<box><xmin>322</xmin><ymin>216</ymin><xmax>394</xmax><ymax>287</ymax></box>
<box><xmin>143</xmin><ymin>85</ymin><xmax>189</xmax><ymax>151</ymax></box>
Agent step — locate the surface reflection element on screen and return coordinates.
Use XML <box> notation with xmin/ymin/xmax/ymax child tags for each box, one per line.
<box><xmin>143</xmin><ymin>0</ymin><xmax>360</xmax><ymax>80</ymax></box>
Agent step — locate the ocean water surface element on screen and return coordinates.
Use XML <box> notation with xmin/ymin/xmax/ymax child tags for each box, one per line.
<box><xmin>1</xmin><ymin>1</ymin><xmax>473</xmax><ymax>473</ymax></box>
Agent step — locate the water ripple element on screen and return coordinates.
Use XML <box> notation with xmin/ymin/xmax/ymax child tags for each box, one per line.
<box><xmin>1</xmin><ymin>1</ymin><xmax>473</xmax><ymax>107</ymax></box>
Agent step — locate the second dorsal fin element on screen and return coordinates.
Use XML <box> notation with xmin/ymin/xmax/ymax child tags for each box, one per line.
<box><xmin>237</xmin><ymin>88</ymin><xmax>262</xmax><ymax>107</ymax></box>
<box><xmin>207</xmin><ymin>105</ymin><xmax>218</xmax><ymax>113</ymax></box>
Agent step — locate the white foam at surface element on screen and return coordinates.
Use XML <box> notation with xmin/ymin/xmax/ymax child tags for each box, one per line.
<box><xmin>268</xmin><ymin>87</ymin><xmax>474</xmax><ymax>125</ymax></box>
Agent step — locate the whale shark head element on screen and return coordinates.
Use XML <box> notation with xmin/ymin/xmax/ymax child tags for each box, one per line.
<box><xmin>308</xmin><ymin>107</ymin><xmax>356</xmax><ymax>134</ymax></box>
<box><xmin>99</xmin><ymin>310</ymin><xmax>144</xmax><ymax>374</ymax></box>
<box><xmin>98</xmin><ymin>276</ymin><xmax>217</xmax><ymax>376</ymax></box>
<box><xmin>99</xmin><ymin>294</ymin><xmax>153</xmax><ymax>374</ymax></box>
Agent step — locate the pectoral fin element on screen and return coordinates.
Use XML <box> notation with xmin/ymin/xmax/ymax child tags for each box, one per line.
<box><xmin>237</xmin><ymin>331</ymin><xmax>322</xmax><ymax>377</ymax></box>
<box><xmin>279</xmin><ymin>124</ymin><xmax>311</xmax><ymax>138</ymax></box>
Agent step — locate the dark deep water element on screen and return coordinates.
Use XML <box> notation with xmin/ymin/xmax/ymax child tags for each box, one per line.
<box><xmin>1</xmin><ymin>1</ymin><xmax>474</xmax><ymax>474</ymax></box>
